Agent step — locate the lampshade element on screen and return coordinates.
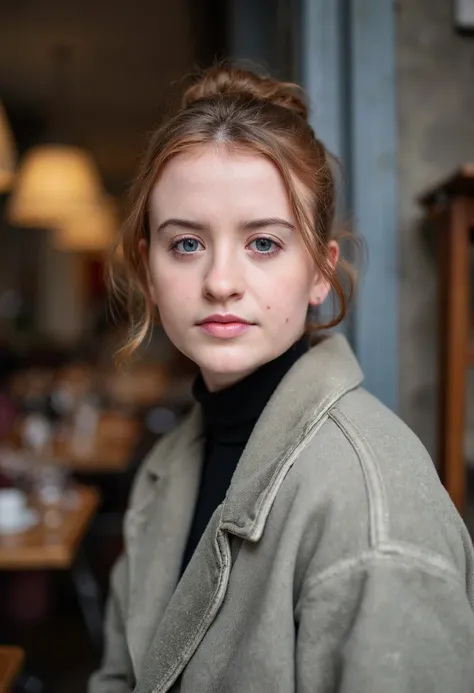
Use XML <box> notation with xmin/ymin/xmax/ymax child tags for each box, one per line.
<box><xmin>0</xmin><ymin>101</ymin><xmax>16</xmax><ymax>193</ymax></box>
<box><xmin>53</xmin><ymin>195</ymin><xmax>118</xmax><ymax>252</ymax></box>
<box><xmin>7</xmin><ymin>144</ymin><xmax>104</xmax><ymax>227</ymax></box>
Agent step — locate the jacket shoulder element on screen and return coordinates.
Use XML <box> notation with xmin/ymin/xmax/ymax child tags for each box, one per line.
<box><xmin>287</xmin><ymin>387</ymin><xmax>473</xmax><ymax>583</ymax></box>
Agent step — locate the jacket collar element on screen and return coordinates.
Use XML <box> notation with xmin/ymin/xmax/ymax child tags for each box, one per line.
<box><xmin>143</xmin><ymin>404</ymin><xmax>204</xmax><ymax>482</ymax></box>
<box><xmin>143</xmin><ymin>333</ymin><xmax>363</xmax><ymax>540</ymax></box>
<box><xmin>220</xmin><ymin>333</ymin><xmax>363</xmax><ymax>539</ymax></box>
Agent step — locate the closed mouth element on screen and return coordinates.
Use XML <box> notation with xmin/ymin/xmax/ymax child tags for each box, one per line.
<box><xmin>197</xmin><ymin>315</ymin><xmax>253</xmax><ymax>325</ymax></box>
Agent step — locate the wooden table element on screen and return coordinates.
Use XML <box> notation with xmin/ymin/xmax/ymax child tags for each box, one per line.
<box><xmin>0</xmin><ymin>647</ymin><xmax>24</xmax><ymax>693</ymax></box>
<box><xmin>52</xmin><ymin>412</ymin><xmax>141</xmax><ymax>472</ymax></box>
<box><xmin>3</xmin><ymin>414</ymin><xmax>141</xmax><ymax>474</ymax></box>
<box><xmin>50</xmin><ymin>432</ymin><xmax>139</xmax><ymax>473</ymax></box>
<box><xmin>419</xmin><ymin>164</ymin><xmax>474</xmax><ymax>513</ymax></box>
<box><xmin>0</xmin><ymin>485</ymin><xmax>103</xmax><ymax>649</ymax></box>
<box><xmin>0</xmin><ymin>485</ymin><xmax>100</xmax><ymax>570</ymax></box>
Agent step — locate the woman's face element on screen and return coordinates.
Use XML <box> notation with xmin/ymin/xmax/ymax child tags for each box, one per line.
<box><xmin>142</xmin><ymin>145</ymin><xmax>337</xmax><ymax>391</ymax></box>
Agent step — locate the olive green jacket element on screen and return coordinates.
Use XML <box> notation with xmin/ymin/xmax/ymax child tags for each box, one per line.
<box><xmin>89</xmin><ymin>335</ymin><xmax>474</xmax><ymax>693</ymax></box>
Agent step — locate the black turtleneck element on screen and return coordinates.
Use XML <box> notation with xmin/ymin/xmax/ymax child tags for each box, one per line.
<box><xmin>180</xmin><ymin>335</ymin><xmax>308</xmax><ymax>575</ymax></box>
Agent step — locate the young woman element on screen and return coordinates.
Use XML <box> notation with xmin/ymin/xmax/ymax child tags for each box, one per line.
<box><xmin>89</xmin><ymin>67</ymin><xmax>474</xmax><ymax>693</ymax></box>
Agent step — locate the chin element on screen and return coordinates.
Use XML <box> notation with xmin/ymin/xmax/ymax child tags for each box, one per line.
<box><xmin>191</xmin><ymin>342</ymin><xmax>268</xmax><ymax>385</ymax></box>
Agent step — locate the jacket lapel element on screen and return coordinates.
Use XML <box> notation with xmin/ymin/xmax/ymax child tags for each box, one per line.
<box><xmin>124</xmin><ymin>408</ymin><xmax>204</xmax><ymax>677</ymax></box>
<box><xmin>135</xmin><ymin>507</ymin><xmax>231</xmax><ymax>693</ymax></box>
<box><xmin>221</xmin><ymin>333</ymin><xmax>363</xmax><ymax>539</ymax></box>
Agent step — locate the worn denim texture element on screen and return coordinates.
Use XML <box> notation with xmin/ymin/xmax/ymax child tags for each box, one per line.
<box><xmin>89</xmin><ymin>335</ymin><xmax>474</xmax><ymax>693</ymax></box>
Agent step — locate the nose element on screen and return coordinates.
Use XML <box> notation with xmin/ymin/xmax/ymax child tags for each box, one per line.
<box><xmin>202</xmin><ymin>247</ymin><xmax>244</xmax><ymax>303</ymax></box>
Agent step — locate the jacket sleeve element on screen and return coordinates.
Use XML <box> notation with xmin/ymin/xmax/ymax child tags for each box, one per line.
<box><xmin>88</xmin><ymin>554</ymin><xmax>134</xmax><ymax>693</ymax></box>
<box><xmin>295</xmin><ymin>551</ymin><xmax>474</xmax><ymax>693</ymax></box>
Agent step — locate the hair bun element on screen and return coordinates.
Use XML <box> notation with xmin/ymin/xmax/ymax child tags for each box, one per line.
<box><xmin>182</xmin><ymin>66</ymin><xmax>308</xmax><ymax>121</ymax></box>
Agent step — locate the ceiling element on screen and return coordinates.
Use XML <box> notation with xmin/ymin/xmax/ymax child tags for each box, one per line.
<box><xmin>0</xmin><ymin>0</ymin><xmax>225</xmax><ymax>193</ymax></box>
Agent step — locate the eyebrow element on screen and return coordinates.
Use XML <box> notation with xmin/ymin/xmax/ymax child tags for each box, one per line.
<box><xmin>156</xmin><ymin>218</ymin><xmax>208</xmax><ymax>233</ymax></box>
<box><xmin>156</xmin><ymin>217</ymin><xmax>295</xmax><ymax>233</ymax></box>
<box><xmin>242</xmin><ymin>218</ymin><xmax>295</xmax><ymax>231</ymax></box>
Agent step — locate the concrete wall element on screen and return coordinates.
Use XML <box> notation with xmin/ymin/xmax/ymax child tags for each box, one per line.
<box><xmin>398</xmin><ymin>0</ymin><xmax>474</xmax><ymax>461</ymax></box>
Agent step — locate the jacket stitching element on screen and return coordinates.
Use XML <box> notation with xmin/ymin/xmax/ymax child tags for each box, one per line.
<box><xmin>296</xmin><ymin>543</ymin><xmax>465</xmax><ymax>612</ymax></box>
<box><xmin>224</xmin><ymin>377</ymin><xmax>362</xmax><ymax>537</ymax></box>
<box><xmin>251</xmin><ymin>376</ymin><xmax>362</xmax><ymax>534</ymax></box>
<box><xmin>329</xmin><ymin>406</ymin><xmax>389</xmax><ymax>547</ymax></box>
<box><xmin>248</xmin><ymin>414</ymin><xmax>329</xmax><ymax>541</ymax></box>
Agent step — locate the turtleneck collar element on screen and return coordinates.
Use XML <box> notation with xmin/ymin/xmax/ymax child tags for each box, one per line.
<box><xmin>192</xmin><ymin>335</ymin><xmax>309</xmax><ymax>445</ymax></box>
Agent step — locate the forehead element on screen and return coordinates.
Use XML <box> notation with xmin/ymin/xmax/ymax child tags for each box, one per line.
<box><xmin>149</xmin><ymin>145</ymin><xmax>293</xmax><ymax>220</ymax></box>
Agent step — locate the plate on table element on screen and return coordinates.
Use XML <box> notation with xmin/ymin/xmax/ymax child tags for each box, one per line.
<box><xmin>0</xmin><ymin>509</ymin><xmax>39</xmax><ymax>535</ymax></box>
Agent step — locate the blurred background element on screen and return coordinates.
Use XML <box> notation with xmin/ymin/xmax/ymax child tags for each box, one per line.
<box><xmin>0</xmin><ymin>0</ymin><xmax>473</xmax><ymax>691</ymax></box>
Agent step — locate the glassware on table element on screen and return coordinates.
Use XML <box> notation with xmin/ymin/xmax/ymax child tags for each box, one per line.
<box><xmin>31</xmin><ymin>464</ymin><xmax>77</xmax><ymax>530</ymax></box>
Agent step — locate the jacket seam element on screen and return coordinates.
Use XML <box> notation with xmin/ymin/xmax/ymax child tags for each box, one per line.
<box><xmin>296</xmin><ymin>542</ymin><xmax>465</xmax><ymax>612</ymax></box>
<box><xmin>329</xmin><ymin>406</ymin><xmax>389</xmax><ymax>547</ymax></box>
<box><xmin>247</xmin><ymin>414</ymin><xmax>330</xmax><ymax>541</ymax></box>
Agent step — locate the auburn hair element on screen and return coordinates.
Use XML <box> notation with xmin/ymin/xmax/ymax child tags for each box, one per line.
<box><xmin>110</xmin><ymin>65</ymin><xmax>356</xmax><ymax>363</ymax></box>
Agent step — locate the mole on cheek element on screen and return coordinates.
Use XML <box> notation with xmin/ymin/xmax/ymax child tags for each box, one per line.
<box><xmin>266</xmin><ymin>305</ymin><xmax>271</xmax><ymax>310</ymax></box>
<box><xmin>285</xmin><ymin>317</ymin><xmax>289</xmax><ymax>323</ymax></box>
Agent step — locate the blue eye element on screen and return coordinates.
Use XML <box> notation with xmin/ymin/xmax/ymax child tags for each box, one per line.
<box><xmin>249</xmin><ymin>237</ymin><xmax>279</xmax><ymax>254</ymax></box>
<box><xmin>173</xmin><ymin>238</ymin><xmax>202</xmax><ymax>254</ymax></box>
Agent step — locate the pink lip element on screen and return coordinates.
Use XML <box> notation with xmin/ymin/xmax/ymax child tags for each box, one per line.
<box><xmin>197</xmin><ymin>314</ymin><xmax>254</xmax><ymax>339</ymax></box>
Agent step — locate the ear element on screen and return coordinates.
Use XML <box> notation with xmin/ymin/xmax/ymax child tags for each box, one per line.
<box><xmin>138</xmin><ymin>239</ymin><xmax>156</xmax><ymax>303</ymax></box>
<box><xmin>308</xmin><ymin>240</ymin><xmax>340</xmax><ymax>307</ymax></box>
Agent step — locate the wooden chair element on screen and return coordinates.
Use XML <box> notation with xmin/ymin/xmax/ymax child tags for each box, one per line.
<box><xmin>0</xmin><ymin>647</ymin><xmax>24</xmax><ymax>693</ymax></box>
<box><xmin>419</xmin><ymin>164</ymin><xmax>474</xmax><ymax>513</ymax></box>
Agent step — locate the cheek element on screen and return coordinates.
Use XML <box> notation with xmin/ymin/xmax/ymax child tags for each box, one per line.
<box><xmin>148</xmin><ymin>258</ymin><xmax>194</xmax><ymax>307</ymax></box>
<box><xmin>150</xmin><ymin>275</ymin><xmax>192</xmax><ymax>345</ymax></box>
<box><xmin>259</xmin><ymin>271</ymin><xmax>313</xmax><ymax>329</ymax></box>
<box><xmin>265</xmin><ymin>279</ymin><xmax>312</xmax><ymax>313</ymax></box>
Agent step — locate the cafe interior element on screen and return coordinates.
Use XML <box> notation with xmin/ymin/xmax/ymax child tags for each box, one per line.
<box><xmin>0</xmin><ymin>1</ymin><xmax>226</xmax><ymax>691</ymax></box>
<box><xmin>1</xmin><ymin>0</ymin><xmax>474</xmax><ymax>691</ymax></box>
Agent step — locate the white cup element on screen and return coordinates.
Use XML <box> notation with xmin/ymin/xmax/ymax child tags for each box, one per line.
<box><xmin>0</xmin><ymin>488</ymin><xmax>27</xmax><ymax>528</ymax></box>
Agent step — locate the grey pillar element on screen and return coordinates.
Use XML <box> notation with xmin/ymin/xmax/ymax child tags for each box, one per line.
<box><xmin>226</xmin><ymin>0</ymin><xmax>296</xmax><ymax>77</ymax></box>
<box><xmin>300</xmin><ymin>0</ymin><xmax>398</xmax><ymax>411</ymax></box>
<box><xmin>348</xmin><ymin>0</ymin><xmax>398</xmax><ymax>411</ymax></box>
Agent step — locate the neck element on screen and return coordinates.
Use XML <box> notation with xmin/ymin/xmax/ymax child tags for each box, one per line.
<box><xmin>201</xmin><ymin>366</ymin><xmax>261</xmax><ymax>393</ymax></box>
<box><xmin>200</xmin><ymin>332</ymin><xmax>308</xmax><ymax>393</ymax></box>
<box><xmin>193</xmin><ymin>335</ymin><xmax>309</xmax><ymax>443</ymax></box>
